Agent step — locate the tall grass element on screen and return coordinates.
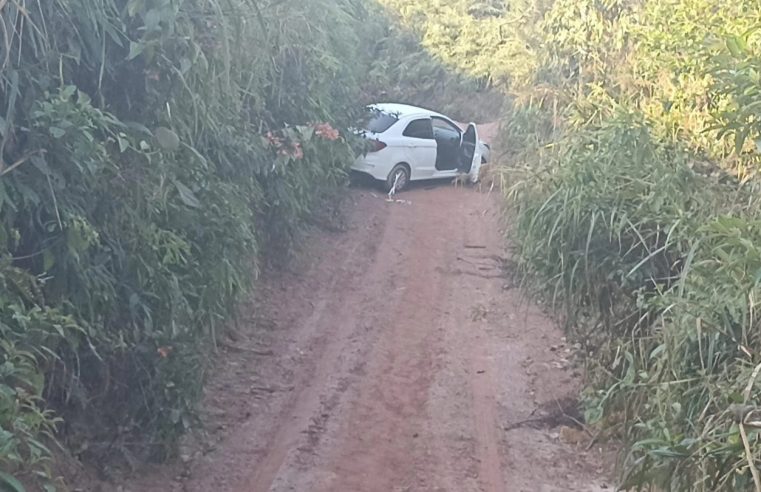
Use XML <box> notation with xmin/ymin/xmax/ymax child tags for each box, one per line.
<box><xmin>506</xmin><ymin>108</ymin><xmax>761</xmax><ymax>489</ymax></box>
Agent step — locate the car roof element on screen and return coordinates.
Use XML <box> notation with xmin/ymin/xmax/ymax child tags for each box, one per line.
<box><xmin>369</xmin><ymin>103</ymin><xmax>450</xmax><ymax>121</ymax></box>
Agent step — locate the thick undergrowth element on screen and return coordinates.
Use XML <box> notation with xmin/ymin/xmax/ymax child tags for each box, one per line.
<box><xmin>8</xmin><ymin>0</ymin><xmax>761</xmax><ymax>489</ymax></box>
<box><xmin>496</xmin><ymin>1</ymin><xmax>761</xmax><ymax>490</ymax></box>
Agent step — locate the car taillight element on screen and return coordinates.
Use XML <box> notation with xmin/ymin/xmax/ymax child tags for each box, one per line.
<box><xmin>368</xmin><ymin>139</ymin><xmax>387</xmax><ymax>152</ymax></box>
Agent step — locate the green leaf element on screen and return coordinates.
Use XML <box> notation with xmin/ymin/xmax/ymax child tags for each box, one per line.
<box><xmin>144</xmin><ymin>9</ymin><xmax>162</xmax><ymax>31</ymax></box>
<box><xmin>173</xmin><ymin>180</ymin><xmax>201</xmax><ymax>208</ymax></box>
<box><xmin>49</xmin><ymin>127</ymin><xmax>65</xmax><ymax>139</ymax></box>
<box><xmin>0</xmin><ymin>471</ymin><xmax>26</xmax><ymax>492</ymax></box>
<box><xmin>60</xmin><ymin>85</ymin><xmax>76</xmax><ymax>99</ymax></box>
<box><xmin>179</xmin><ymin>57</ymin><xmax>192</xmax><ymax>74</ymax></box>
<box><xmin>183</xmin><ymin>143</ymin><xmax>209</xmax><ymax>169</ymax></box>
<box><xmin>734</xmin><ymin>35</ymin><xmax>748</xmax><ymax>53</ymax></box>
<box><xmin>117</xmin><ymin>135</ymin><xmax>129</xmax><ymax>153</ymax></box>
<box><xmin>127</xmin><ymin>42</ymin><xmax>145</xmax><ymax>61</ymax></box>
<box><xmin>726</xmin><ymin>37</ymin><xmax>743</xmax><ymax>58</ymax></box>
<box><xmin>735</xmin><ymin>127</ymin><xmax>749</xmax><ymax>154</ymax></box>
<box><xmin>298</xmin><ymin>126</ymin><xmax>315</xmax><ymax>142</ymax></box>
<box><xmin>154</xmin><ymin>127</ymin><xmax>180</xmax><ymax>151</ymax></box>
<box><xmin>754</xmin><ymin>267</ymin><xmax>761</xmax><ymax>285</ymax></box>
<box><xmin>43</xmin><ymin>249</ymin><xmax>55</xmax><ymax>272</ymax></box>
<box><xmin>649</xmin><ymin>344</ymin><xmax>666</xmax><ymax>359</ymax></box>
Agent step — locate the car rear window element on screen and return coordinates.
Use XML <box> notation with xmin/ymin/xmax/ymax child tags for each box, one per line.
<box><xmin>365</xmin><ymin>109</ymin><xmax>399</xmax><ymax>134</ymax></box>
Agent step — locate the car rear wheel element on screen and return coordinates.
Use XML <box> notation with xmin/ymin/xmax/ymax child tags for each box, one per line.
<box><xmin>385</xmin><ymin>164</ymin><xmax>410</xmax><ymax>193</ymax></box>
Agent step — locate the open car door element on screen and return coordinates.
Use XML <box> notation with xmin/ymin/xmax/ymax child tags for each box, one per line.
<box><xmin>457</xmin><ymin>123</ymin><xmax>482</xmax><ymax>182</ymax></box>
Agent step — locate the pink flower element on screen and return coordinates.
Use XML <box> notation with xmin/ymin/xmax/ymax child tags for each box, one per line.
<box><xmin>314</xmin><ymin>122</ymin><xmax>340</xmax><ymax>141</ymax></box>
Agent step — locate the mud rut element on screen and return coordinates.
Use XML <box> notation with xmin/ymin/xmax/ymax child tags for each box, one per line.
<box><xmin>124</xmin><ymin>124</ymin><xmax>611</xmax><ymax>492</ymax></box>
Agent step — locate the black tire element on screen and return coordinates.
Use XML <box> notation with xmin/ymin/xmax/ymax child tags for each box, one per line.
<box><xmin>385</xmin><ymin>164</ymin><xmax>410</xmax><ymax>193</ymax></box>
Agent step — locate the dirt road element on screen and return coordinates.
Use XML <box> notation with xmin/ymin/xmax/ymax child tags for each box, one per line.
<box><xmin>126</xmin><ymin>189</ymin><xmax>610</xmax><ymax>491</ymax></box>
<box><xmin>124</xmin><ymin>124</ymin><xmax>610</xmax><ymax>492</ymax></box>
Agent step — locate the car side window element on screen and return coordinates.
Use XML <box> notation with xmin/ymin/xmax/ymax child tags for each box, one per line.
<box><xmin>431</xmin><ymin>117</ymin><xmax>461</xmax><ymax>141</ymax></box>
<box><xmin>403</xmin><ymin>118</ymin><xmax>434</xmax><ymax>139</ymax></box>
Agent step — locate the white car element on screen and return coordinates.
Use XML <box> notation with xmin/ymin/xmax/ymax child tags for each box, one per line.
<box><xmin>351</xmin><ymin>103</ymin><xmax>488</xmax><ymax>192</ymax></box>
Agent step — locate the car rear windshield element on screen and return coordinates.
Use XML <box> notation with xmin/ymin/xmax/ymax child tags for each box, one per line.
<box><xmin>364</xmin><ymin>109</ymin><xmax>399</xmax><ymax>134</ymax></box>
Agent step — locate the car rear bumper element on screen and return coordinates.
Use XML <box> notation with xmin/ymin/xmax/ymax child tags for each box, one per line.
<box><xmin>351</xmin><ymin>154</ymin><xmax>389</xmax><ymax>181</ymax></box>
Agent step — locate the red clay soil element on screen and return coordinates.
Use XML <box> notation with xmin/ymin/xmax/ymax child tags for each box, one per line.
<box><xmin>114</xmin><ymin>124</ymin><xmax>612</xmax><ymax>492</ymax></box>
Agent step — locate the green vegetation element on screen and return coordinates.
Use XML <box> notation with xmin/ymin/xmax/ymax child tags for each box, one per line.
<box><xmin>383</xmin><ymin>0</ymin><xmax>761</xmax><ymax>489</ymax></box>
<box><xmin>503</xmin><ymin>3</ymin><xmax>761</xmax><ymax>489</ymax></box>
<box><xmin>5</xmin><ymin>0</ymin><xmax>761</xmax><ymax>489</ymax></box>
